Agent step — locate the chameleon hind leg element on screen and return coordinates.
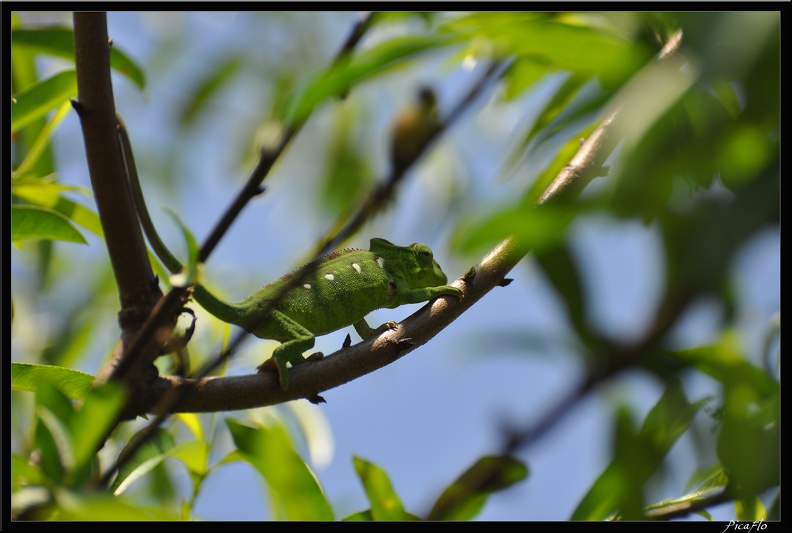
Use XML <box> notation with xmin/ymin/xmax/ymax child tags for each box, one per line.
<box><xmin>255</xmin><ymin>310</ymin><xmax>321</xmax><ymax>390</ymax></box>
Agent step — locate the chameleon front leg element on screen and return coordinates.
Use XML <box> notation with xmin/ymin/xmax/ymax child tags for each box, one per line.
<box><xmin>255</xmin><ymin>310</ymin><xmax>322</xmax><ymax>390</ymax></box>
<box><xmin>353</xmin><ymin>318</ymin><xmax>399</xmax><ymax>341</ymax></box>
<box><xmin>396</xmin><ymin>285</ymin><xmax>464</xmax><ymax>305</ymax></box>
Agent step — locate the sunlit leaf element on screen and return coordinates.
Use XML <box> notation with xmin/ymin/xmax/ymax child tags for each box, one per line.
<box><xmin>452</xmin><ymin>201</ymin><xmax>575</xmax><ymax>258</ymax></box>
<box><xmin>11</xmin><ymin>70</ymin><xmax>77</xmax><ymax>133</ymax></box>
<box><xmin>179</xmin><ymin>56</ymin><xmax>243</xmax><ymax>126</ymax></box>
<box><xmin>353</xmin><ymin>456</ymin><xmax>416</xmax><ymax>521</ymax></box>
<box><xmin>163</xmin><ymin>207</ymin><xmax>200</xmax><ymax>287</ymax></box>
<box><xmin>736</xmin><ymin>497</ymin><xmax>767</xmax><ymax>521</ymax></box>
<box><xmin>287</xmin><ymin>34</ymin><xmax>454</xmax><ymax>127</ymax></box>
<box><xmin>11</xmin><ymin>362</ymin><xmax>94</xmax><ymax>399</ymax></box>
<box><xmin>427</xmin><ymin>455</ymin><xmax>528</xmax><ymax>520</ymax></box>
<box><xmin>54</xmin><ymin>488</ymin><xmax>177</xmax><ymax>520</ymax></box>
<box><xmin>441</xmin><ymin>12</ymin><xmax>646</xmax><ymax>82</ymax></box>
<box><xmin>572</xmin><ymin>381</ymin><xmax>708</xmax><ymax>520</ymax></box>
<box><xmin>13</xmin><ymin>100</ymin><xmax>72</xmax><ymax>177</ymax></box>
<box><xmin>169</xmin><ymin>439</ymin><xmax>210</xmax><ymax>477</ymax></box>
<box><xmin>226</xmin><ymin>419</ymin><xmax>334</xmax><ymax>521</ymax></box>
<box><xmin>645</xmin><ymin>469</ymin><xmax>728</xmax><ymax>519</ymax></box>
<box><xmin>34</xmin><ymin>381</ymin><xmax>76</xmax><ymax>484</ymax></box>
<box><xmin>12</xmin><ymin>27</ymin><xmax>146</xmax><ymax>89</ymax></box>
<box><xmin>12</xmin><ymin>180</ymin><xmax>103</xmax><ymax>238</ymax></box>
<box><xmin>175</xmin><ymin>413</ymin><xmax>205</xmax><ymax>441</ymax></box>
<box><xmin>68</xmin><ymin>382</ymin><xmax>126</xmax><ymax>482</ymax></box>
<box><xmin>112</xmin><ymin>429</ymin><xmax>176</xmax><ymax>495</ymax></box>
<box><xmin>11</xmin><ymin>205</ymin><xmax>88</xmax><ymax>244</ymax></box>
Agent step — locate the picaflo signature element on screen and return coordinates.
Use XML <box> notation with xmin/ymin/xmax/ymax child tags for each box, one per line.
<box><xmin>722</xmin><ymin>520</ymin><xmax>767</xmax><ymax>533</ymax></box>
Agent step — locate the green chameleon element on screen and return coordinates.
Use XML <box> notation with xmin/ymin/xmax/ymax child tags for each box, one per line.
<box><xmin>116</xmin><ymin>114</ymin><xmax>464</xmax><ymax>392</ymax></box>
<box><xmin>191</xmin><ymin>238</ymin><xmax>463</xmax><ymax>390</ymax></box>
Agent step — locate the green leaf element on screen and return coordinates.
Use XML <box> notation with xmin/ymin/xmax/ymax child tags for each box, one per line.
<box><xmin>427</xmin><ymin>455</ymin><xmax>529</xmax><ymax>520</ymax></box>
<box><xmin>441</xmin><ymin>13</ymin><xmax>646</xmax><ymax>82</ymax></box>
<box><xmin>452</xmin><ymin>201</ymin><xmax>575</xmax><ymax>258</ymax></box>
<box><xmin>34</xmin><ymin>380</ymin><xmax>76</xmax><ymax>484</ymax></box>
<box><xmin>353</xmin><ymin>456</ymin><xmax>416</xmax><ymax>521</ymax></box>
<box><xmin>163</xmin><ymin>207</ymin><xmax>200</xmax><ymax>287</ymax></box>
<box><xmin>13</xmin><ymin>100</ymin><xmax>72</xmax><ymax>177</ymax></box>
<box><xmin>287</xmin><ymin>34</ymin><xmax>453</xmax><ymax>127</ymax></box>
<box><xmin>670</xmin><ymin>331</ymin><xmax>779</xmax><ymax>401</ymax></box>
<box><xmin>645</xmin><ymin>468</ymin><xmax>728</xmax><ymax>518</ymax></box>
<box><xmin>572</xmin><ymin>381</ymin><xmax>709</xmax><ymax>520</ymax></box>
<box><xmin>11</xmin><ymin>362</ymin><xmax>94</xmax><ymax>399</ymax></box>
<box><xmin>11</xmin><ymin>70</ymin><xmax>77</xmax><ymax>133</ymax></box>
<box><xmin>226</xmin><ymin>419</ymin><xmax>334</xmax><ymax>521</ymax></box>
<box><xmin>53</xmin><ymin>488</ymin><xmax>177</xmax><ymax>520</ymax></box>
<box><xmin>169</xmin><ymin>439</ymin><xmax>210</xmax><ymax>477</ymax></box>
<box><xmin>68</xmin><ymin>382</ymin><xmax>126</xmax><ymax>483</ymax></box>
<box><xmin>112</xmin><ymin>429</ymin><xmax>176</xmax><ymax>495</ymax></box>
<box><xmin>179</xmin><ymin>56</ymin><xmax>243</xmax><ymax>126</ymax></box>
<box><xmin>11</xmin><ymin>453</ymin><xmax>45</xmax><ymax>490</ymax></box>
<box><xmin>319</xmin><ymin>104</ymin><xmax>373</xmax><ymax>217</ymax></box>
<box><xmin>533</xmin><ymin>243</ymin><xmax>598</xmax><ymax>349</ymax></box>
<box><xmin>12</xmin><ymin>27</ymin><xmax>146</xmax><ymax>89</ymax></box>
<box><xmin>12</xmin><ymin>179</ymin><xmax>103</xmax><ymax>238</ymax></box>
<box><xmin>735</xmin><ymin>497</ymin><xmax>767</xmax><ymax>521</ymax></box>
<box><xmin>11</xmin><ymin>204</ymin><xmax>88</xmax><ymax>244</ymax></box>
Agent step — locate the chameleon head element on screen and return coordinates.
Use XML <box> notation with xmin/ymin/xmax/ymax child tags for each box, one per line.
<box><xmin>369</xmin><ymin>238</ymin><xmax>449</xmax><ymax>288</ymax></box>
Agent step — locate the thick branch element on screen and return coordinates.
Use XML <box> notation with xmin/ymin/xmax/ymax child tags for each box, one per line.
<box><xmin>73</xmin><ymin>12</ymin><xmax>162</xmax><ymax>389</ymax></box>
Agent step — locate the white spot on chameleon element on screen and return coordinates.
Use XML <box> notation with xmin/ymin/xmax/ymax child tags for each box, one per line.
<box><xmin>325</xmin><ymin>273</ymin><xmax>335</xmax><ymax>281</ymax></box>
<box><xmin>377</xmin><ymin>257</ymin><xmax>385</xmax><ymax>269</ymax></box>
<box><xmin>303</xmin><ymin>283</ymin><xmax>311</xmax><ymax>289</ymax></box>
<box><xmin>352</xmin><ymin>263</ymin><xmax>361</xmax><ymax>273</ymax></box>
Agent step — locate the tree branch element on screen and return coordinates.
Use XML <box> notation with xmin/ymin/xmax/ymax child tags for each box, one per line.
<box><xmin>138</xmin><ymin>29</ymin><xmax>687</xmax><ymax>414</ymax></box>
<box><xmin>73</xmin><ymin>12</ymin><xmax>162</xmax><ymax>393</ymax></box>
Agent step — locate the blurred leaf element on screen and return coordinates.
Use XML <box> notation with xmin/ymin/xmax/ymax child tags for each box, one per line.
<box><xmin>12</xmin><ymin>362</ymin><xmax>94</xmax><ymax>400</ymax></box>
<box><xmin>353</xmin><ymin>456</ymin><xmax>417</xmax><ymax>521</ymax></box>
<box><xmin>54</xmin><ymin>488</ymin><xmax>177</xmax><ymax>520</ymax></box>
<box><xmin>452</xmin><ymin>201</ymin><xmax>576</xmax><ymax>258</ymax></box>
<box><xmin>520</xmin><ymin>123</ymin><xmax>599</xmax><ymax>204</ymax></box>
<box><xmin>572</xmin><ymin>381</ymin><xmax>708</xmax><ymax>519</ymax></box>
<box><xmin>287</xmin><ymin>34</ymin><xmax>454</xmax><ymax>127</ymax></box>
<box><xmin>717</xmin><ymin>397</ymin><xmax>779</xmax><ymax>500</ymax></box>
<box><xmin>12</xmin><ymin>179</ymin><xmax>103</xmax><ymax>238</ymax></box>
<box><xmin>319</xmin><ymin>104</ymin><xmax>373</xmax><ymax>217</ymax></box>
<box><xmin>500</xmin><ymin>57</ymin><xmax>550</xmax><ymax>101</ymax></box>
<box><xmin>11</xmin><ymin>70</ymin><xmax>77</xmax><ymax>133</ymax></box>
<box><xmin>11</xmin><ymin>486</ymin><xmax>52</xmax><ymax>517</ymax></box>
<box><xmin>175</xmin><ymin>413</ymin><xmax>205</xmax><ymax>441</ymax></box>
<box><xmin>645</xmin><ymin>468</ymin><xmax>728</xmax><ymax>519</ymax></box>
<box><xmin>169</xmin><ymin>439</ymin><xmax>210</xmax><ymax>477</ymax></box>
<box><xmin>13</xmin><ymin>100</ymin><xmax>72</xmax><ymax>177</ymax></box>
<box><xmin>179</xmin><ymin>56</ymin><xmax>243</xmax><ymax>126</ymax></box>
<box><xmin>11</xmin><ymin>453</ymin><xmax>45</xmax><ymax>489</ymax></box>
<box><xmin>12</xmin><ymin>27</ymin><xmax>147</xmax><ymax>89</ymax></box>
<box><xmin>163</xmin><ymin>207</ymin><xmax>200</xmax><ymax>287</ymax></box>
<box><xmin>512</xmin><ymin>74</ymin><xmax>606</xmax><ymax>162</ymax></box>
<box><xmin>427</xmin><ymin>455</ymin><xmax>528</xmax><ymax>520</ymax></box>
<box><xmin>533</xmin><ymin>243</ymin><xmax>597</xmax><ymax>349</ymax></box>
<box><xmin>11</xmin><ymin>205</ymin><xmax>88</xmax><ymax>244</ymax></box>
<box><xmin>343</xmin><ymin>509</ymin><xmax>374</xmax><ymax>521</ymax></box>
<box><xmin>660</xmin><ymin>160</ymin><xmax>778</xmax><ymax>300</ymax></box>
<box><xmin>670</xmin><ymin>331</ymin><xmax>779</xmax><ymax>401</ymax></box>
<box><xmin>68</xmin><ymin>382</ymin><xmax>126</xmax><ymax>485</ymax></box>
<box><xmin>441</xmin><ymin>13</ymin><xmax>647</xmax><ymax>84</ymax></box>
<box><xmin>112</xmin><ymin>429</ymin><xmax>176</xmax><ymax>495</ymax></box>
<box><xmin>735</xmin><ymin>497</ymin><xmax>766</xmax><ymax>521</ymax></box>
<box><xmin>226</xmin><ymin>419</ymin><xmax>334</xmax><ymax>521</ymax></box>
<box><xmin>34</xmin><ymin>380</ymin><xmax>76</xmax><ymax>484</ymax></box>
